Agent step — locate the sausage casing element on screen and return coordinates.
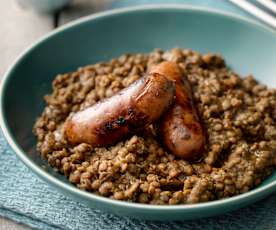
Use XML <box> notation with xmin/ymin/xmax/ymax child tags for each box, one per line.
<box><xmin>65</xmin><ymin>72</ymin><xmax>175</xmax><ymax>146</ymax></box>
<box><xmin>150</xmin><ymin>62</ymin><xmax>205</xmax><ymax>160</ymax></box>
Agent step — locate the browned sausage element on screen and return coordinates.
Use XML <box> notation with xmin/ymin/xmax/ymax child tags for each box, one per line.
<box><xmin>65</xmin><ymin>72</ymin><xmax>175</xmax><ymax>147</ymax></box>
<box><xmin>150</xmin><ymin>62</ymin><xmax>205</xmax><ymax>160</ymax></box>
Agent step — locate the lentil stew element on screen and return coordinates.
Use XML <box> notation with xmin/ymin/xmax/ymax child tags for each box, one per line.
<box><xmin>33</xmin><ymin>49</ymin><xmax>276</xmax><ymax>204</ymax></box>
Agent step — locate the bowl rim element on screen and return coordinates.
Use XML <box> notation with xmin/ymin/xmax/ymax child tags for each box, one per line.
<box><xmin>0</xmin><ymin>4</ymin><xmax>275</xmax><ymax>212</ymax></box>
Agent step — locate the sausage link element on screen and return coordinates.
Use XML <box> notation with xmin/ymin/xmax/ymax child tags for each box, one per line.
<box><xmin>150</xmin><ymin>62</ymin><xmax>205</xmax><ymax>160</ymax></box>
<box><xmin>65</xmin><ymin>72</ymin><xmax>175</xmax><ymax>146</ymax></box>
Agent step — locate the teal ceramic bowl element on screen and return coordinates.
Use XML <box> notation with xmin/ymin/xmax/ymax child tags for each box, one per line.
<box><xmin>1</xmin><ymin>5</ymin><xmax>276</xmax><ymax>221</ymax></box>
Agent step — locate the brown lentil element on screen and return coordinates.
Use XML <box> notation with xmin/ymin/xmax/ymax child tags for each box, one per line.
<box><xmin>33</xmin><ymin>48</ymin><xmax>276</xmax><ymax>204</ymax></box>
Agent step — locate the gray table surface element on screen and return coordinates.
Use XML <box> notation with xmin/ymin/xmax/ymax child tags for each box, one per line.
<box><xmin>0</xmin><ymin>1</ymin><xmax>111</xmax><ymax>229</ymax></box>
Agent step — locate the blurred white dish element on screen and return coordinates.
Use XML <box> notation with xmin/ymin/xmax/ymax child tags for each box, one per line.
<box><xmin>16</xmin><ymin>0</ymin><xmax>72</xmax><ymax>13</ymax></box>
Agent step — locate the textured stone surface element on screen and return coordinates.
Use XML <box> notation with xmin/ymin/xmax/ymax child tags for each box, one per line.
<box><xmin>0</xmin><ymin>0</ymin><xmax>52</xmax><ymax>77</ymax></box>
<box><xmin>0</xmin><ymin>218</ymin><xmax>29</xmax><ymax>230</ymax></box>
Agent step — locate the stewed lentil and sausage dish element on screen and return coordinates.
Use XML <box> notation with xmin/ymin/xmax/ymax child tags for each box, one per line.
<box><xmin>33</xmin><ymin>48</ymin><xmax>276</xmax><ymax>204</ymax></box>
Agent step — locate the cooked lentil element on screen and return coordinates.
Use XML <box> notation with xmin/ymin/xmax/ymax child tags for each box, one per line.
<box><xmin>33</xmin><ymin>48</ymin><xmax>276</xmax><ymax>204</ymax></box>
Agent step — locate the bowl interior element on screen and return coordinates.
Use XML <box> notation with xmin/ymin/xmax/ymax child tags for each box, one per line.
<box><xmin>2</xmin><ymin>7</ymin><xmax>276</xmax><ymax>198</ymax></box>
